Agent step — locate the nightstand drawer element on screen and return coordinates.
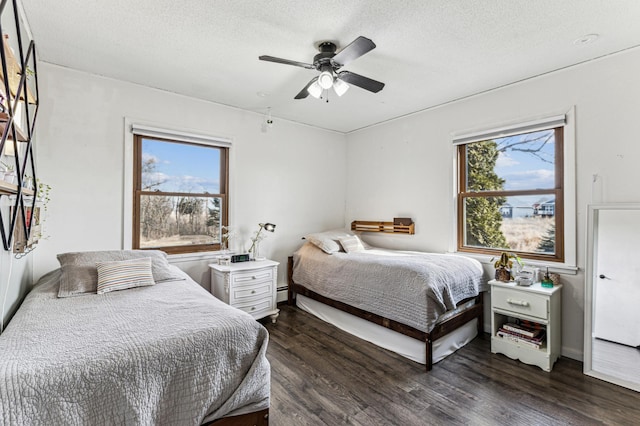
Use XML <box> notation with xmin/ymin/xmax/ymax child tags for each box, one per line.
<box><xmin>492</xmin><ymin>287</ymin><xmax>548</xmax><ymax>319</ymax></box>
<box><xmin>232</xmin><ymin>282</ymin><xmax>272</xmax><ymax>302</ymax></box>
<box><xmin>231</xmin><ymin>269</ymin><xmax>274</xmax><ymax>286</ymax></box>
<box><xmin>234</xmin><ymin>297</ymin><xmax>273</xmax><ymax>317</ymax></box>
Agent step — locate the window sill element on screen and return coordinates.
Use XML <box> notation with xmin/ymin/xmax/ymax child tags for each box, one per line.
<box><xmin>167</xmin><ymin>250</ymin><xmax>226</xmax><ymax>264</ymax></box>
<box><xmin>450</xmin><ymin>251</ymin><xmax>579</xmax><ymax>275</ymax></box>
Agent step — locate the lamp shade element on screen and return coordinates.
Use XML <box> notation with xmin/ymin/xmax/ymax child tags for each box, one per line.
<box><xmin>318</xmin><ymin>70</ymin><xmax>334</xmax><ymax>89</ymax></box>
<box><xmin>333</xmin><ymin>78</ymin><xmax>349</xmax><ymax>96</ymax></box>
<box><xmin>307</xmin><ymin>81</ymin><xmax>322</xmax><ymax>98</ymax></box>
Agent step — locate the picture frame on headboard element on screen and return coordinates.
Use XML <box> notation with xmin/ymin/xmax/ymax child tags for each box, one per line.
<box><xmin>393</xmin><ymin>217</ymin><xmax>413</xmax><ymax>226</ymax></box>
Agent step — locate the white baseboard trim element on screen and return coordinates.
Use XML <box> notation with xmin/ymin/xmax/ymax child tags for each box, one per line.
<box><xmin>561</xmin><ymin>345</ymin><xmax>583</xmax><ymax>361</ymax></box>
<box><xmin>276</xmin><ymin>287</ymin><xmax>288</xmax><ymax>304</ymax></box>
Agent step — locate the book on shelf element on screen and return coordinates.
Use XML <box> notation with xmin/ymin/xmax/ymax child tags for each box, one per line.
<box><xmin>497</xmin><ymin>328</ymin><xmax>546</xmax><ymax>348</ymax></box>
<box><xmin>502</xmin><ymin>322</ymin><xmax>544</xmax><ymax>338</ymax></box>
<box><xmin>518</xmin><ymin>319</ymin><xmax>546</xmax><ymax>331</ymax></box>
<box><xmin>498</xmin><ymin>327</ymin><xmax>546</xmax><ymax>343</ymax></box>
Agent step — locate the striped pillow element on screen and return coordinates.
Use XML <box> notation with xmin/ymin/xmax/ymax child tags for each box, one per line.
<box><xmin>96</xmin><ymin>258</ymin><xmax>155</xmax><ymax>294</ymax></box>
<box><xmin>338</xmin><ymin>235</ymin><xmax>366</xmax><ymax>253</ymax></box>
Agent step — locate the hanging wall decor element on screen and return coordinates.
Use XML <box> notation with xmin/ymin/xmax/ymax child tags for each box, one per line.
<box><xmin>0</xmin><ymin>0</ymin><xmax>39</xmax><ymax>251</ymax></box>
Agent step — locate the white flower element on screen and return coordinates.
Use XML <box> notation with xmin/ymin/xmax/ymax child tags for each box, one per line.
<box><xmin>221</xmin><ymin>226</ymin><xmax>236</xmax><ymax>242</ymax></box>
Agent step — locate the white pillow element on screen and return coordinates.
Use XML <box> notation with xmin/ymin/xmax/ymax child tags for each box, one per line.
<box><xmin>338</xmin><ymin>235</ymin><xmax>366</xmax><ymax>253</ymax></box>
<box><xmin>96</xmin><ymin>258</ymin><xmax>155</xmax><ymax>294</ymax></box>
<box><xmin>304</xmin><ymin>228</ymin><xmax>358</xmax><ymax>254</ymax></box>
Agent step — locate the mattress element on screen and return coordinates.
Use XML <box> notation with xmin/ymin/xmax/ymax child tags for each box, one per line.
<box><xmin>292</xmin><ymin>242</ymin><xmax>484</xmax><ymax>333</ymax></box>
<box><xmin>0</xmin><ymin>267</ymin><xmax>270</xmax><ymax>425</ymax></box>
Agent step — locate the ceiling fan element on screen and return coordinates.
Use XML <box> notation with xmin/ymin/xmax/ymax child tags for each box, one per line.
<box><xmin>259</xmin><ymin>36</ymin><xmax>385</xmax><ymax>100</ymax></box>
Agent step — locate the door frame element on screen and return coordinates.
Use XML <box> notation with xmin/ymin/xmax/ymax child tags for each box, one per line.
<box><xmin>584</xmin><ymin>203</ymin><xmax>640</xmax><ymax>392</ymax></box>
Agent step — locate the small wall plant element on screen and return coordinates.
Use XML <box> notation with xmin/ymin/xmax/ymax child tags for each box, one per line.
<box><xmin>36</xmin><ymin>178</ymin><xmax>52</xmax><ymax>211</ymax></box>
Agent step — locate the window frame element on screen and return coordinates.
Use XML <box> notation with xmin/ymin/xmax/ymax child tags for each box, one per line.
<box><xmin>132</xmin><ymin>134</ymin><xmax>229</xmax><ymax>255</ymax></box>
<box><xmin>454</xmin><ymin>117</ymin><xmax>569</xmax><ymax>263</ymax></box>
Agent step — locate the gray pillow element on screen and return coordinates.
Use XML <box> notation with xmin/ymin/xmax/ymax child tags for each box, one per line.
<box><xmin>57</xmin><ymin>250</ymin><xmax>184</xmax><ymax>298</ymax></box>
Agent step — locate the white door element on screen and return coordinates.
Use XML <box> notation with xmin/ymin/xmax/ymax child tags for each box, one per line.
<box><xmin>593</xmin><ymin>209</ymin><xmax>640</xmax><ymax>347</ymax></box>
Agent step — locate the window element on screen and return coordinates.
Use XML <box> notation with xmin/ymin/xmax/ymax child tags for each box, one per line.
<box><xmin>132</xmin><ymin>134</ymin><xmax>229</xmax><ymax>254</ymax></box>
<box><xmin>455</xmin><ymin>116</ymin><xmax>566</xmax><ymax>262</ymax></box>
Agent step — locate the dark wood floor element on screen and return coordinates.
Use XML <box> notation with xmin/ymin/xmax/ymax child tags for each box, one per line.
<box><xmin>263</xmin><ymin>306</ymin><xmax>640</xmax><ymax>426</ymax></box>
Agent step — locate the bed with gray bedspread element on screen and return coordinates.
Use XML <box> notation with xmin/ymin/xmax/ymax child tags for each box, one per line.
<box><xmin>292</xmin><ymin>242</ymin><xmax>484</xmax><ymax>333</ymax></box>
<box><xmin>0</xmin><ymin>267</ymin><xmax>270</xmax><ymax>425</ymax></box>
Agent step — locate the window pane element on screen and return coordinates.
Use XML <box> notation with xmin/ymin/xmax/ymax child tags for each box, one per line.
<box><xmin>139</xmin><ymin>195</ymin><xmax>221</xmax><ymax>248</ymax></box>
<box><xmin>141</xmin><ymin>139</ymin><xmax>221</xmax><ymax>193</ymax></box>
<box><xmin>466</xmin><ymin>129</ymin><xmax>556</xmax><ymax>192</ymax></box>
<box><xmin>464</xmin><ymin>195</ymin><xmax>556</xmax><ymax>254</ymax></box>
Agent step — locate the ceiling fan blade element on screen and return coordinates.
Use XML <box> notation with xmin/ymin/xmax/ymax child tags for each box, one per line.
<box><xmin>259</xmin><ymin>55</ymin><xmax>315</xmax><ymax>69</ymax></box>
<box><xmin>337</xmin><ymin>71</ymin><xmax>385</xmax><ymax>93</ymax></box>
<box><xmin>332</xmin><ymin>36</ymin><xmax>376</xmax><ymax>67</ymax></box>
<box><xmin>294</xmin><ymin>77</ymin><xmax>319</xmax><ymax>99</ymax></box>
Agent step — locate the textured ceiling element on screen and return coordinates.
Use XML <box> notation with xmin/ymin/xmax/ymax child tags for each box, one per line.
<box><xmin>19</xmin><ymin>0</ymin><xmax>640</xmax><ymax>133</ymax></box>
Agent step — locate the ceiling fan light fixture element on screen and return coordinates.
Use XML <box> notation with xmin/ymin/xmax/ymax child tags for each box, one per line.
<box><xmin>318</xmin><ymin>70</ymin><xmax>334</xmax><ymax>89</ymax></box>
<box><xmin>333</xmin><ymin>79</ymin><xmax>349</xmax><ymax>96</ymax></box>
<box><xmin>307</xmin><ymin>81</ymin><xmax>322</xmax><ymax>98</ymax></box>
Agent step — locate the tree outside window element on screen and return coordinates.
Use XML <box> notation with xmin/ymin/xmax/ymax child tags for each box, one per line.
<box><xmin>133</xmin><ymin>136</ymin><xmax>229</xmax><ymax>254</ymax></box>
<box><xmin>457</xmin><ymin>127</ymin><xmax>564</xmax><ymax>262</ymax></box>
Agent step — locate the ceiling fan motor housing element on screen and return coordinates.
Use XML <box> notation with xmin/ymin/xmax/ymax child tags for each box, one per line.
<box><xmin>318</xmin><ymin>41</ymin><xmax>337</xmax><ymax>53</ymax></box>
<box><xmin>314</xmin><ymin>42</ymin><xmax>339</xmax><ymax>71</ymax></box>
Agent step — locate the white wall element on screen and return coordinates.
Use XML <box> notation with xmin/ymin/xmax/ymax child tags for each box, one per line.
<box><xmin>0</xmin><ymin>226</ymin><xmax>33</xmax><ymax>331</ymax></box>
<box><xmin>345</xmin><ymin>47</ymin><xmax>640</xmax><ymax>361</ymax></box>
<box><xmin>31</xmin><ymin>63</ymin><xmax>347</xmax><ymax>291</ymax></box>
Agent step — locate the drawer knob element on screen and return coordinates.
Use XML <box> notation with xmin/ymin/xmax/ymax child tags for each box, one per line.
<box><xmin>507</xmin><ymin>298</ymin><xmax>529</xmax><ymax>307</ymax></box>
<box><xmin>251</xmin><ymin>307</ymin><xmax>256</xmax><ymax>311</ymax></box>
<box><xmin>252</xmin><ymin>276</ymin><xmax>256</xmax><ymax>280</ymax></box>
<box><xmin>251</xmin><ymin>290</ymin><xmax>256</xmax><ymax>294</ymax></box>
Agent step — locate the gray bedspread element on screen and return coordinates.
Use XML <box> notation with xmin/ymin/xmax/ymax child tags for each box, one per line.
<box><xmin>292</xmin><ymin>243</ymin><xmax>484</xmax><ymax>333</ymax></box>
<box><xmin>0</xmin><ymin>267</ymin><xmax>270</xmax><ymax>425</ymax></box>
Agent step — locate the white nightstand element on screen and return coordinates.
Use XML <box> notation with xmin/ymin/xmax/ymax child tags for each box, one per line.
<box><xmin>489</xmin><ymin>279</ymin><xmax>562</xmax><ymax>372</ymax></box>
<box><xmin>209</xmin><ymin>260</ymin><xmax>280</xmax><ymax>323</ymax></box>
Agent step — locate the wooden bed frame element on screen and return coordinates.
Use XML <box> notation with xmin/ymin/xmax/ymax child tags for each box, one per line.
<box><xmin>204</xmin><ymin>408</ymin><xmax>269</xmax><ymax>425</ymax></box>
<box><xmin>287</xmin><ymin>256</ymin><xmax>484</xmax><ymax>371</ymax></box>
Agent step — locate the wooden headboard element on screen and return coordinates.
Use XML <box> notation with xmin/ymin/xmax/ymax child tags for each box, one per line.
<box><xmin>351</xmin><ymin>220</ymin><xmax>415</xmax><ymax>234</ymax></box>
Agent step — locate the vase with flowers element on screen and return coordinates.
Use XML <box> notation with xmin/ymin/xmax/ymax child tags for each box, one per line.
<box><xmin>248</xmin><ymin>222</ymin><xmax>276</xmax><ymax>260</ymax></box>
<box><xmin>1</xmin><ymin>160</ymin><xmax>16</xmax><ymax>184</ymax></box>
<box><xmin>220</xmin><ymin>225</ymin><xmax>235</xmax><ymax>253</ymax></box>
